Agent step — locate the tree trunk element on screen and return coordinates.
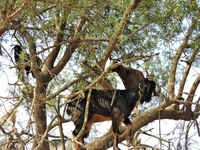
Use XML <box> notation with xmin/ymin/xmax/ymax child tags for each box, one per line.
<box><xmin>31</xmin><ymin>80</ymin><xmax>49</xmax><ymax>150</ymax></box>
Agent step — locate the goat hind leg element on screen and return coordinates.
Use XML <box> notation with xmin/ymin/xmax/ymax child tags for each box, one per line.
<box><xmin>72</xmin><ymin>130</ymin><xmax>85</xmax><ymax>150</ymax></box>
<box><xmin>72</xmin><ymin>136</ymin><xmax>86</xmax><ymax>150</ymax></box>
<box><xmin>113</xmin><ymin>132</ymin><xmax>121</xmax><ymax>150</ymax></box>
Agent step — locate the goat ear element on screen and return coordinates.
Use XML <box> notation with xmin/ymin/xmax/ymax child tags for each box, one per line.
<box><xmin>146</xmin><ymin>70</ymin><xmax>153</xmax><ymax>80</ymax></box>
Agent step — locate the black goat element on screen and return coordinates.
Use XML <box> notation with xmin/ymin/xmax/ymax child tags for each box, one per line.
<box><xmin>67</xmin><ymin>78</ymin><xmax>156</xmax><ymax>150</ymax></box>
<box><xmin>13</xmin><ymin>45</ymin><xmax>42</xmax><ymax>78</ymax></box>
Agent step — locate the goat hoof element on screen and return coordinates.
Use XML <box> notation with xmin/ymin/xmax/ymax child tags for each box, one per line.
<box><xmin>126</xmin><ymin>139</ymin><xmax>132</xmax><ymax>147</ymax></box>
<box><xmin>126</xmin><ymin>141</ymin><xmax>131</xmax><ymax>147</ymax></box>
<box><xmin>126</xmin><ymin>136</ymin><xmax>132</xmax><ymax>147</ymax></box>
<box><xmin>113</xmin><ymin>147</ymin><xmax>121</xmax><ymax>150</ymax></box>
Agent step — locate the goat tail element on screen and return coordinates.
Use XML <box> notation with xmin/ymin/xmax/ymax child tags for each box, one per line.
<box><xmin>66</xmin><ymin>104</ymin><xmax>75</xmax><ymax>115</ymax></box>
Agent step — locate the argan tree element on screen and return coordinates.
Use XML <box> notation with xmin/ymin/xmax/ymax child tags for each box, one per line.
<box><xmin>0</xmin><ymin>0</ymin><xmax>199</xmax><ymax>150</ymax></box>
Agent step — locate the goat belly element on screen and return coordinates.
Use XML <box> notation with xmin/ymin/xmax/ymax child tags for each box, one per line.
<box><xmin>89</xmin><ymin>114</ymin><xmax>111</xmax><ymax>123</ymax></box>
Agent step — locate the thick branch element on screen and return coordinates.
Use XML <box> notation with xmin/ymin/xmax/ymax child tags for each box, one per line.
<box><xmin>99</xmin><ymin>0</ymin><xmax>141</xmax><ymax>69</ymax></box>
<box><xmin>45</xmin><ymin>0</ymin><xmax>69</xmax><ymax>70</ymax></box>
<box><xmin>185</xmin><ymin>73</ymin><xmax>200</xmax><ymax>108</ymax></box>
<box><xmin>50</xmin><ymin>36</ymin><xmax>82</xmax><ymax>77</ymax></box>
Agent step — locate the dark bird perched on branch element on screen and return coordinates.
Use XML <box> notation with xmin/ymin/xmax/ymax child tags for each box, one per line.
<box><xmin>67</xmin><ymin>78</ymin><xmax>156</xmax><ymax>150</ymax></box>
<box><xmin>13</xmin><ymin>45</ymin><xmax>42</xmax><ymax>78</ymax></box>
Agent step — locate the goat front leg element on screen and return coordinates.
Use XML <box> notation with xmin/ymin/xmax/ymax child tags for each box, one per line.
<box><xmin>123</xmin><ymin>118</ymin><xmax>132</xmax><ymax>147</ymax></box>
<box><xmin>112</xmin><ymin>120</ymin><xmax>121</xmax><ymax>150</ymax></box>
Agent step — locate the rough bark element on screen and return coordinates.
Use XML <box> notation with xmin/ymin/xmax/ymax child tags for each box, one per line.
<box><xmin>31</xmin><ymin>81</ymin><xmax>49</xmax><ymax>150</ymax></box>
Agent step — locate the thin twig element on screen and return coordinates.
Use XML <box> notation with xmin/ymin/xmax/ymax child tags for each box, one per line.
<box><xmin>0</xmin><ymin>0</ymin><xmax>29</xmax><ymax>24</ymax></box>
<box><xmin>73</xmin><ymin>89</ymin><xmax>92</xmax><ymax>148</ymax></box>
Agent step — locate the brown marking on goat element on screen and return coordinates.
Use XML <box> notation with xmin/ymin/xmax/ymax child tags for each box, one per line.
<box><xmin>135</xmin><ymin>90</ymin><xmax>142</xmax><ymax>108</ymax></box>
<box><xmin>90</xmin><ymin>114</ymin><xmax>111</xmax><ymax>123</ymax></box>
<box><xmin>87</xmin><ymin>114</ymin><xmax>111</xmax><ymax>132</ymax></box>
<box><xmin>135</xmin><ymin>99</ymin><xmax>140</xmax><ymax>108</ymax></box>
<box><xmin>72</xmin><ymin>134</ymin><xmax>79</xmax><ymax>150</ymax></box>
<box><xmin>126</xmin><ymin>123</ymin><xmax>132</xmax><ymax>147</ymax></box>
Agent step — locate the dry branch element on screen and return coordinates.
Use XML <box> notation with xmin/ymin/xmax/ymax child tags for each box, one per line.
<box><xmin>178</xmin><ymin>45</ymin><xmax>200</xmax><ymax>98</ymax></box>
<box><xmin>184</xmin><ymin>73</ymin><xmax>200</xmax><ymax>111</ymax></box>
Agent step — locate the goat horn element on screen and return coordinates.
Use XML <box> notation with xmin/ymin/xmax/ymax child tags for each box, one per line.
<box><xmin>146</xmin><ymin>70</ymin><xmax>152</xmax><ymax>80</ymax></box>
<box><xmin>139</xmin><ymin>83</ymin><xmax>143</xmax><ymax>93</ymax></box>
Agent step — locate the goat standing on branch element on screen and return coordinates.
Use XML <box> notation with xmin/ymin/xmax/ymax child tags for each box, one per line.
<box><xmin>13</xmin><ymin>45</ymin><xmax>42</xmax><ymax>79</ymax></box>
<box><xmin>67</xmin><ymin>78</ymin><xmax>156</xmax><ymax>150</ymax></box>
